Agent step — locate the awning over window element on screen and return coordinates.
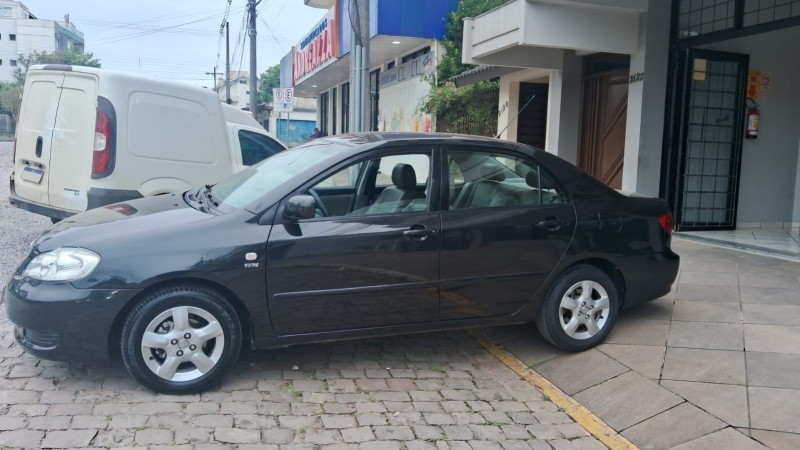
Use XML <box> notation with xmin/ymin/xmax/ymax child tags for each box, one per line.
<box><xmin>451</xmin><ymin>65</ymin><xmax>520</xmax><ymax>87</ymax></box>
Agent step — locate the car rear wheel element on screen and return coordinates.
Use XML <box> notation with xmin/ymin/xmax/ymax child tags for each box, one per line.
<box><xmin>536</xmin><ymin>265</ymin><xmax>619</xmax><ymax>352</ymax></box>
<box><xmin>120</xmin><ymin>285</ymin><xmax>242</xmax><ymax>394</ymax></box>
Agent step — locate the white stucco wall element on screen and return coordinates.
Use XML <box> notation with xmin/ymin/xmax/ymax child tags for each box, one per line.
<box><xmin>379</xmin><ymin>76</ymin><xmax>432</xmax><ymax>132</ymax></box>
<box><xmin>700</xmin><ymin>27</ymin><xmax>800</xmax><ymax>225</ymax></box>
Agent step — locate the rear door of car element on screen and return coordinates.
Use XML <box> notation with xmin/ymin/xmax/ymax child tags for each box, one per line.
<box><xmin>47</xmin><ymin>71</ymin><xmax>99</xmax><ymax>212</ymax></box>
<box><xmin>13</xmin><ymin>69</ymin><xmax>65</xmax><ymax>206</ymax></box>
<box><xmin>439</xmin><ymin>145</ymin><xmax>576</xmax><ymax>320</ymax></box>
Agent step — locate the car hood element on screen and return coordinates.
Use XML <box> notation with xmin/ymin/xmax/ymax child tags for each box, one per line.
<box><xmin>34</xmin><ymin>193</ymin><xmax>214</xmax><ymax>251</ymax></box>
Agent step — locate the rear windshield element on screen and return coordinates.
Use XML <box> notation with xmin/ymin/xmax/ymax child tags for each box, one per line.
<box><xmin>210</xmin><ymin>141</ymin><xmax>343</xmax><ymax>212</ymax></box>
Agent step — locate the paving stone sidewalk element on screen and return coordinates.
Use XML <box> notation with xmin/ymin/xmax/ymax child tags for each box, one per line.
<box><xmin>0</xmin><ymin>307</ymin><xmax>603</xmax><ymax>450</ymax></box>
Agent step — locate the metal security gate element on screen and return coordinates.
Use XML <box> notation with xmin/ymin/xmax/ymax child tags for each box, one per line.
<box><xmin>670</xmin><ymin>49</ymin><xmax>749</xmax><ymax>231</ymax></box>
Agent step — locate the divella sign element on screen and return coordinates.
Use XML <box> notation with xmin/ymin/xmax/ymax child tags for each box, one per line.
<box><xmin>293</xmin><ymin>6</ymin><xmax>340</xmax><ymax>84</ymax></box>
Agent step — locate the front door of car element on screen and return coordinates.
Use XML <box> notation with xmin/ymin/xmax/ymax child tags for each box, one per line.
<box><xmin>439</xmin><ymin>146</ymin><xmax>576</xmax><ymax>320</ymax></box>
<box><xmin>266</xmin><ymin>148</ymin><xmax>441</xmax><ymax>335</ymax></box>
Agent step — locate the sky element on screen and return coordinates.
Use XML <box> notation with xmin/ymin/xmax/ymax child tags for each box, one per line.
<box><xmin>20</xmin><ymin>0</ymin><xmax>327</xmax><ymax>88</ymax></box>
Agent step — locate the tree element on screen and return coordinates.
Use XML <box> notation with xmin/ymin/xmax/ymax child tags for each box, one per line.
<box><xmin>0</xmin><ymin>82</ymin><xmax>22</xmax><ymax>123</ymax></box>
<box><xmin>14</xmin><ymin>47</ymin><xmax>101</xmax><ymax>85</ymax></box>
<box><xmin>436</xmin><ymin>0</ymin><xmax>508</xmax><ymax>84</ymax></box>
<box><xmin>257</xmin><ymin>64</ymin><xmax>281</xmax><ymax>104</ymax></box>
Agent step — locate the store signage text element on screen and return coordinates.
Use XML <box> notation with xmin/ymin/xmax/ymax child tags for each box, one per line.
<box><xmin>293</xmin><ymin>10</ymin><xmax>339</xmax><ymax>84</ymax></box>
<box><xmin>379</xmin><ymin>53</ymin><xmax>434</xmax><ymax>89</ymax></box>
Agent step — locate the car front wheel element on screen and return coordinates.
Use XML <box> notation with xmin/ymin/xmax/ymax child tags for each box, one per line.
<box><xmin>536</xmin><ymin>265</ymin><xmax>619</xmax><ymax>352</ymax></box>
<box><xmin>120</xmin><ymin>285</ymin><xmax>242</xmax><ymax>394</ymax></box>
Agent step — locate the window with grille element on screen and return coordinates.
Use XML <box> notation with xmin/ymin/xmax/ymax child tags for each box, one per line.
<box><xmin>676</xmin><ymin>0</ymin><xmax>736</xmax><ymax>38</ymax></box>
<box><xmin>743</xmin><ymin>0</ymin><xmax>800</xmax><ymax>26</ymax></box>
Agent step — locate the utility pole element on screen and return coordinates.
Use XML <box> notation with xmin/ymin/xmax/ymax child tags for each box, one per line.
<box><xmin>206</xmin><ymin>67</ymin><xmax>218</xmax><ymax>93</ymax></box>
<box><xmin>248</xmin><ymin>0</ymin><xmax>259</xmax><ymax>118</ymax></box>
<box><xmin>349</xmin><ymin>0</ymin><xmax>370</xmax><ymax>132</ymax></box>
<box><xmin>225</xmin><ymin>21</ymin><xmax>231</xmax><ymax>104</ymax></box>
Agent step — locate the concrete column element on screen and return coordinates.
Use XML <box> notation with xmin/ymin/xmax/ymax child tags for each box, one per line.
<box><xmin>497</xmin><ymin>77</ymin><xmax>520</xmax><ymax>141</ymax></box>
<box><xmin>621</xmin><ymin>0</ymin><xmax>671</xmax><ymax>196</ymax></box>
<box><xmin>546</xmin><ymin>51</ymin><xmax>582</xmax><ymax>165</ymax></box>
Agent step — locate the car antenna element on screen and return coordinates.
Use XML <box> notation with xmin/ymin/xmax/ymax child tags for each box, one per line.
<box><xmin>496</xmin><ymin>94</ymin><xmax>536</xmax><ymax>139</ymax></box>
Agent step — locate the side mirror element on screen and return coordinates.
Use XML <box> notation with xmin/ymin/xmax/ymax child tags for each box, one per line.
<box><xmin>284</xmin><ymin>195</ymin><xmax>316</xmax><ymax>220</ymax></box>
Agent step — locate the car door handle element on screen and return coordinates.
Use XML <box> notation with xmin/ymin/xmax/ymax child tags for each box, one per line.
<box><xmin>403</xmin><ymin>226</ymin><xmax>437</xmax><ymax>240</ymax></box>
<box><xmin>536</xmin><ymin>217</ymin><xmax>568</xmax><ymax>231</ymax></box>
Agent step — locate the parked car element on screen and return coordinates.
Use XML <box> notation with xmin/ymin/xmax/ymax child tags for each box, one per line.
<box><xmin>4</xmin><ymin>133</ymin><xmax>679</xmax><ymax>394</ymax></box>
<box><xmin>9</xmin><ymin>65</ymin><xmax>285</xmax><ymax>223</ymax></box>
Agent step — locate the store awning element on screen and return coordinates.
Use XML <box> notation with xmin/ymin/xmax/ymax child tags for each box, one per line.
<box><xmin>451</xmin><ymin>65</ymin><xmax>520</xmax><ymax>87</ymax></box>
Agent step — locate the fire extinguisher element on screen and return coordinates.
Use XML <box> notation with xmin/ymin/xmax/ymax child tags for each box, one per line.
<box><xmin>745</xmin><ymin>98</ymin><xmax>759</xmax><ymax>139</ymax></box>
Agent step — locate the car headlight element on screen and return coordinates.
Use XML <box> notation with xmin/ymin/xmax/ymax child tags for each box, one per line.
<box><xmin>23</xmin><ymin>248</ymin><xmax>101</xmax><ymax>281</ymax></box>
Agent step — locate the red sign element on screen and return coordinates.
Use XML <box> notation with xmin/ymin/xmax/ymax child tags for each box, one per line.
<box><xmin>293</xmin><ymin>6</ymin><xmax>339</xmax><ymax>84</ymax></box>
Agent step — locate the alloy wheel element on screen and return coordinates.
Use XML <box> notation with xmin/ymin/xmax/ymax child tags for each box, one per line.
<box><xmin>558</xmin><ymin>280</ymin><xmax>611</xmax><ymax>340</ymax></box>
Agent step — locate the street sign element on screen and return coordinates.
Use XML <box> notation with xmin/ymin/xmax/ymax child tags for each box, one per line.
<box><xmin>273</xmin><ymin>87</ymin><xmax>294</xmax><ymax>112</ymax></box>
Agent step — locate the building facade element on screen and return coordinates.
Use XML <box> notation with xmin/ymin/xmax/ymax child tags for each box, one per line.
<box><xmin>0</xmin><ymin>1</ymin><xmax>84</xmax><ymax>82</ymax></box>
<box><xmin>461</xmin><ymin>0</ymin><xmax>800</xmax><ymax>231</ymax></box>
<box><xmin>281</xmin><ymin>0</ymin><xmax>458</xmax><ymax>136</ymax></box>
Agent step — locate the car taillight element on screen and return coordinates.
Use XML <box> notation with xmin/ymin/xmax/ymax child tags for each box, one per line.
<box><xmin>92</xmin><ymin>110</ymin><xmax>112</xmax><ymax>174</ymax></box>
<box><xmin>658</xmin><ymin>212</ymin><xmax>674</xmax><ymax>235</ymax></box>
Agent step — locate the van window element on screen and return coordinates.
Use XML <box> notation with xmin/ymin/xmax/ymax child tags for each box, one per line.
<box><xmin>239</xmin><ymin>130</ymin><xmax>284</xmax><ymax>165</ymax></box>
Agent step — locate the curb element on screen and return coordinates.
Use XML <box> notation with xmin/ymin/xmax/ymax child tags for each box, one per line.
<box><xmin>469</xmin><ymin>329</ymin><xmax>638</xmax><ymax>450</ymax></box>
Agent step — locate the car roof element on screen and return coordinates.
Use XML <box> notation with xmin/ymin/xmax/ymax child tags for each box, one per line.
<box><xmin>315</xmin><ymin>132</ymin><xmax>515</xmax><ymax>146</ymax></box>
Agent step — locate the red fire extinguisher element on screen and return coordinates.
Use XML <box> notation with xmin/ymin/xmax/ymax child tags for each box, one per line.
<box><xmin>745</xmin><ymin>98</ymin><xmax>759</xmax><ymax>139</ymax></box>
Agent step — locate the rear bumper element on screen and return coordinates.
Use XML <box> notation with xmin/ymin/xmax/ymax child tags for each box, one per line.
<box><xmin>9</xmin><ymin>175</ymin><xmax>143</xmax><ymax>219</ymax></box>
<box><xmin>617</xmin><ymin>250</ymin><xmax>680</xmax><ymax>308</ymax></box>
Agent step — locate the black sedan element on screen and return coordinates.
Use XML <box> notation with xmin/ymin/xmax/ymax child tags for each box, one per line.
<box><xmin>5</xmin><ymin>133</ymin><xmax>679</xmax><ymax>394</ymax></box>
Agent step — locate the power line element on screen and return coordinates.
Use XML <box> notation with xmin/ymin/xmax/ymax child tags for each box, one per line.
<box><xmin>92</xmin><ymin>7</ymin><xmax>246</xmax><ymax>45</ymax></box>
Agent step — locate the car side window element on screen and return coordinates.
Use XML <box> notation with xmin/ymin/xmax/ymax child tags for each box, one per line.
<box><xmin>447</xmin><ymin>149</ymin><xmax>565</xmax><ymax>210</ymax></box>
<box><xmin>307</xmin><ymin>152</ymin><xmax>431</xmax><ymax>218</ymax></box>
<box><xmin>239</xmin><ymin>130</ymin><xmax>284</xmax><ymax>166</ymax></box>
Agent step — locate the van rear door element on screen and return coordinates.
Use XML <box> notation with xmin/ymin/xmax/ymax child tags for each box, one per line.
<box><xmin>13</xmin><ymin>69</ymin><xmax>65</xmax><ymax>206</ymax></box>
<box><xmin>47</xmin><ymin>71</ymin><xmax>99</xmax><ymax>212</ymax></box>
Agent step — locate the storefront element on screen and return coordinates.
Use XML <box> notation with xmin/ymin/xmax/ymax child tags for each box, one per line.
<box><xmin>281</xmin><ymin>0</ymin><xmax>457</xmax><ymax>135</ymax></box>
<box><xmin>460</xmin><ymin>0</ymin><xmax>800</xmax><ymax>231</ymax></box>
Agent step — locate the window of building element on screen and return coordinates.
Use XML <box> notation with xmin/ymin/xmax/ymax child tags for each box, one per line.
<box><xmin>387</xmin><ymin>61</ymin><xmax>395</xmax><ymax>70</ymax></box>
<box><xmin>0</xmin><ymin>60</ymin><xmax>3</xmax><ymax>66</ymax></box>
<box><xmin>370</xmin><ymin>69</ymin><xmax>380</xmax><ymax>131</ymax></box>
<box><xmin>0</xmin><ymin>7</ymin><xmax>11</xmax><ymax>18</ymax></box>
<box><xmin>319</xmin><ymin>91</ymin><xmax>330</xmax><ymax>135</ymax></box>
<box><xmin>9</xmin><ymin>34</ymin><xmax>15</xmax><ymax>41</ymax></box>
<box><xmin>10</xmin><ymin>60</ymin><xmax>17</xmax><ymax>67</ymax></box>
<box><xmin>743</xmin><ymin>0</ymin><xmax>800</xmax><ymax>26</ymax></box>
<box><xmin>238</xmin><ymin>79</ymin><xmax>247</xmax><ymax>84</ymax></box>
<box><xmin>341</xmin><ymin>82</ymin><xmax>349</xmax><ymax>133</ymax></box>
<box><xmin>401</xmin><ymin>46</ymin><xmax>430</xmax><ymax>64</ymax></box>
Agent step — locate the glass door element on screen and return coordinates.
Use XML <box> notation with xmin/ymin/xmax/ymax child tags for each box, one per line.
<box><xmin>671</xmin><ymin>49</ymin><xmax>749</xmax><ymax>231</ymax></box>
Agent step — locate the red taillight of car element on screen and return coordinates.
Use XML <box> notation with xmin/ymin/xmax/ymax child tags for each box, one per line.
<box><xmin>92</xmin><ymin>110</ymin><xmax>112</xmax><ymax>175</ymax></box>
<box><xmin>658</xmin><ymin>212</ymin><xmax>674</xmax><ymax>235</ymax></box>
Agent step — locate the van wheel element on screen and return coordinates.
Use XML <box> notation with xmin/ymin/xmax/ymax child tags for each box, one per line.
<box><xmin>535</xmin><ymin>266</ymin><xmax>619</xmax><ymax>352</ymax></box>
<box><xmin>120</xmin><ymin>285</ymin><xmax>242</xmax><ymax>394</ymax></box>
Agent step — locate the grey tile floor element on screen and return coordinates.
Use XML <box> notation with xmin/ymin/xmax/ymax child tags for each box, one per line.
<box><xmin>485</xmin><ymin>238</ymin><xmax>800</xmax><ymax>450</ymax></box>
<box><xmin>677</xmin><ymin>227</ymin><xmax>800</xmax><ymax>260</ymax></box>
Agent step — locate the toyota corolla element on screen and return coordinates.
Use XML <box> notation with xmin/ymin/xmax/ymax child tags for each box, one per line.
<box><xmin>4</xmin><ymin>133</ymin><xmax>679</xmax><ymax>394</ymax></box>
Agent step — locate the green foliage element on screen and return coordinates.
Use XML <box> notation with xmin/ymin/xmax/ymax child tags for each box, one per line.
<box><xmin>14</xmin><ymin>47</ymin><xmax>101</xmax><ymax>85</ymax></box>
<box><xmin>437</xmin><ymin>0</ymin><xmax>508</xmax><ymax>84</ymax></box>
<box><xmin>0</xmin><ymin>81</ymin><xmax>22</xmax><ymax>122</ymax></box>
<box><xmin>258</xmin><ymin>64</ymin><xmax>281</xmax><ymax>104</ymax></box>
<box><xmin>421</xmin><ymin>79</ymin><xmax>499</xmax><ymax>137</ymax></box>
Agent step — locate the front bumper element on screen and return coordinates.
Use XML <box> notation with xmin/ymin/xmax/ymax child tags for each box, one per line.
<box><xmin>4</xmin><ymin>276</ymin><xmax>140</xmax><ymax>361</ymax></box>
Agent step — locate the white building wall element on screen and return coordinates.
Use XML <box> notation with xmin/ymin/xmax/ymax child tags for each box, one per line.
<box><xmin>379</xmin><ymin>76</ymin><xmax>431</xmax><ymax>132</ymax></box>
<box><xmin>0</xmin><ymin>2</ymin><xmax>84</xmax><ymax>83</ymax></box>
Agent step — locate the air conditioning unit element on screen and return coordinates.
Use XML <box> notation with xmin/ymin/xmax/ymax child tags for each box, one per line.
<box><xmin>304</xmin><ymin>0</ymin><xmax>335</xmax><ymax>8</ymax></box>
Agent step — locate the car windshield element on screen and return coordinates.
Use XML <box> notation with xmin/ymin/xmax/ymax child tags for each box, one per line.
<box><xmin>209</xmin><ymin>142</ymin><xmax>342</xmax><ymax>212</ymax></box>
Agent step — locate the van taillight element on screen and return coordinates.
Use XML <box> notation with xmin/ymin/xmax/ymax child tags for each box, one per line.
<box><xmin>658</xmin><ymin>212</ymin><xmax>674</xmax><ymax>235</ymax></box>
<box><xmin>93</xmin><ymin>110</ymin><xmax>111</xmax><ymax>174</ymax></box>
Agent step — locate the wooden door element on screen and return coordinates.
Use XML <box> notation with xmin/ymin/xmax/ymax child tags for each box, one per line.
<box><xmin>579</xmin><ymin>69</ymin><xmax>629</xmax><ymax>189</ymax></box>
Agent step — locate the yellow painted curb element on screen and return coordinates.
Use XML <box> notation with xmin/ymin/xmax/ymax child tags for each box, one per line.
<box><xmin>469</xmin><ymin>329</ymin><xmax>639</xmax><ymax>450</ymax></box>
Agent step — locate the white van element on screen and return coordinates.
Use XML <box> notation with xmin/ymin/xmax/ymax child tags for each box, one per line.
<box><xmin>9</xmin><ymin>65</ymin><xmax>285</xmax><ymax>221</ymax></box>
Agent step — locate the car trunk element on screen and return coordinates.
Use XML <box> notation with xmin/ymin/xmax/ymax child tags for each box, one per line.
<box><xmin>14</xmin><ymin>69</ymin><xmax>98</xmax><ymax>212</ymax></box>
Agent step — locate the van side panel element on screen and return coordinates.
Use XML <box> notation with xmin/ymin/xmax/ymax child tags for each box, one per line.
<box><xmin>13</xmin><ymin>71</ymin><xmax>64</xmax><ymax>206</ymax></box>
<box><xmin>48</xmin><ymin>72</ymin><xmax>99</xmax><ymax>212</ymax></box>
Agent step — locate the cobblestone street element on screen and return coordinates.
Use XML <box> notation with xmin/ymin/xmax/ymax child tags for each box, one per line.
<box><xmin>0</xmin><ymin>308</ymin><xmax>602</xmax><ymax>450</ymax></box>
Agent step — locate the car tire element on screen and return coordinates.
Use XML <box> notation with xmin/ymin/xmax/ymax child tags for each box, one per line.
<box><xmin>120</xmin><ymin>285</ymin><xmax>242</xmax><ymax>394</ymax></box>
<box><xmin>535</xmin><ymin>265</ymin><xmax>619</xmax><ymax>352</ymax></box>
